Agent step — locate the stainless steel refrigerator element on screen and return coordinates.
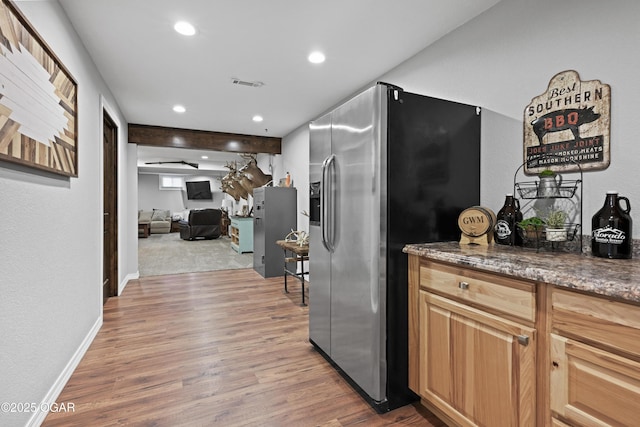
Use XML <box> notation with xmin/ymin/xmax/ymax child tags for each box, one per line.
<box><xmin>308</xmin><ymin>82</ymin><xmax>481</xmax><ymax>411</ymax></box>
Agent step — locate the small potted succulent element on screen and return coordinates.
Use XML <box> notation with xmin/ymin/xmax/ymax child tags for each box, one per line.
<box><xmin>517</xmin><ymin>217</ymin><xmax>546</xmax><ymax>241</ymax></box>
<box><xmin>545</xmin><ymin>209</ymin><xmax>568</xmax><ymax>241</ymax></box>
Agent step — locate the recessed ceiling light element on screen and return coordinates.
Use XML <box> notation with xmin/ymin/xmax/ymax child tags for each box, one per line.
<box><xmin>173</xmin><ymin>105</ymin><xmax>186</xmax><ymax>113</ymax></box>
<box><xmin>252</xmin><ymin>115</ymin><xmax>264</xmax><ymax>122</ymax></box>
<box><xmin>308</xmin><ymin>51</ymin><xmax>326</xmax><ymax>64</ymax></box>
<box><xmin>201</xmin><ymin>155</ymin><xmax>208</xmax><ymax>159</ymax></box>
<box><xmin>174</xmin><ymin>21</ymin><xmax>196</xmax><ymax>36</ymax></box>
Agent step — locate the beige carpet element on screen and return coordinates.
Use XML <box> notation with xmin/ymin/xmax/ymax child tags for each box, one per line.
<box><xmin>138</xmin><ymin>232</ymin><xmax>253</xmax><ymax>277</ymax></box>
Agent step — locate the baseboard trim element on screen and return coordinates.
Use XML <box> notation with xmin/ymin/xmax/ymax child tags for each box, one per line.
<box><xmin>119</xmin><ymin>271</ymin><xmax>139</xmax><ymax>295</ymax></box>
<box><xmin>26</xmin><ymin>316</ymin><xmax>102</xmax><ymax>427</ymax></box>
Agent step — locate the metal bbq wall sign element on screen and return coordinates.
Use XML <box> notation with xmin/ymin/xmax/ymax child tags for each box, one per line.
<box><xmin>0</xmin><ymin>0</ymin><xmax>78</xmax><ymax>177</ymax></box>
<box><xmin>523</xmin><ymin>70</ymin><xmax>610</xmax><ymax>174</ymax></box>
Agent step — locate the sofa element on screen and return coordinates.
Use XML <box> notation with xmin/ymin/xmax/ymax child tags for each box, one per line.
<box><xmin>179</xmin><ymin>209</ymin><xmax>222</xmax><ymax>240</ymax></box>
<box><xmin>138</xmin><ymin>209</ymin><xmax>171</xmax><ymax>235</ymax></box>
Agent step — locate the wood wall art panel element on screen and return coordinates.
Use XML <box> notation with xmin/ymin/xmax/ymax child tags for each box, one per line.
<box><xmin>0</xmin><ymin>0</ymin><xmax>78</xmax><ymax>177</ymax></box>
<box><xmin>128</xmin><ymin>123</ymin><xmax>282</xmax><ymax>155</ymax></box>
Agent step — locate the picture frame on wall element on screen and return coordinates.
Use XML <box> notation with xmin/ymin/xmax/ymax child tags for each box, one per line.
<box><xmin>0</xmin><ymin>0</ymin><xmax>78</xmax><ymax>177</ymax></box>
<box><xmin>523</xmin><ymin>70</ymin><xmax>610</xmax><ymax>175</ymax></box>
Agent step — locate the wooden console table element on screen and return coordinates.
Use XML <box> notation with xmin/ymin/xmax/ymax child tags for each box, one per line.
<box><xmin>275</xmin><ymin>240</ymin><xmax>309</xmax><ymax>305</ymax></box>
<box><xmin>138</xmin><ymin>222</ymin><xmax>150</xmax><ymax>238</ymax></box>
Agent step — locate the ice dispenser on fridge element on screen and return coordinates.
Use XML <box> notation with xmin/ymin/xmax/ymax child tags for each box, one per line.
<box><xmin>309</xmin><ymin>181</ymin><xmax>321</xmax><ymax>226</ymax></box>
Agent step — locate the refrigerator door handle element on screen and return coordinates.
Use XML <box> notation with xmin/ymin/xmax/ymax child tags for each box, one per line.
<box><xmin>321</xmin><ymin>154</ymin><xmax>335</xmax><ymax>252</ymax></box>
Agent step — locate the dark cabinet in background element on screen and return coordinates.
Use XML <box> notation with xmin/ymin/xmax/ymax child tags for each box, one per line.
<box><xmin>253</xmin><ymin>187</ymin><xmax>297</xmax><ymax>277</ymax></box>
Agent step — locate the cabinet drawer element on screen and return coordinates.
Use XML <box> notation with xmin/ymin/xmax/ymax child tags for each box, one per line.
<box><xmin>420</xmin><ymin>261</ymin><xmax>536</xmax><ymax>322</ymax></box>
<box><xmin>552</xmin><ymin>288</ymin><xmax>640</xmax><ymax>358</ymax></box>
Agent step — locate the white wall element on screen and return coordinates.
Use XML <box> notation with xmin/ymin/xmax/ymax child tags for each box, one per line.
<box><xmin>0</xmin><ymin>2</ymin><xmax>134</xmax><ymax>426</ymax></box>
<box><xmin>124</xmin><ymin>143</ymin><xmax>139</xmax><ymax>290</ymax></box>
<box><xmin>273</xmin><ymin>134</ymin><xmax>308</xmax><ymax>276</ymax></box>
<box><xmin>137</xmin><ymin>173</ymin><xmax>223</xmax><ymax>216</ymax></box>
<box><xmin>280</xmin><ymin>126</ymin><xmax>309</xmax><ymax>233</ymax></box>
<box><xmin>283</xmin><ymin>0</ymin><xmax>640</xmax><ymax>238</ymax></box>
<box><xmin>380</xmin><ymin>0</ymin><xmax>640</xmax><ymax>236</ymax></box>
<box><xmin>135</xmin><ymin>155</ymin><xmax>281</xmax><ymax>218</ymax></box>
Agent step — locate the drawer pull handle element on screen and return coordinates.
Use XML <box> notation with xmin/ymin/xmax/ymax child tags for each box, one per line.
<box><xmin>458</xmin><ymin>281</ymin><xmax>469</xmax><ymax>290</ymax></box>
<box><xmin>517</xmin><ymin>335</ymin><xmax>529</xmax><ymax>346</ymax></box>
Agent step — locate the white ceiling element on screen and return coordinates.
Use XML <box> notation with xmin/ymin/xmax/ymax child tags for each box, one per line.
<box><xmin>58</xmin><ymin>0</ymin><xmax>500</xmax><ymax>172</ymax></box>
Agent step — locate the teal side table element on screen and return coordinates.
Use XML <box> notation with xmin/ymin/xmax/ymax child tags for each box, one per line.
<box><xmin>230</xmin><ymin>216</ymin><xmax>253</xmax><ymax>253</ymax></box>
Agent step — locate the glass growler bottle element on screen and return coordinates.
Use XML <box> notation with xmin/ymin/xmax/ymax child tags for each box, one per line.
<box><xmin>494</xmin><ymin>194</ymin><xmax>523</xmax><ymax>246</ymax></box>
<box><xmin>592</xmin><ymin>191</ymin><xmax>632</xmax><ymax>259</ymax></box>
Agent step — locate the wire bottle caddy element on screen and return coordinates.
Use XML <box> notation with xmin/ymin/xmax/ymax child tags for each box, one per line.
<box><xmin>513</xmin><ymin>154</ymin><xmax>583</xmax><ymax>252</ymax></box>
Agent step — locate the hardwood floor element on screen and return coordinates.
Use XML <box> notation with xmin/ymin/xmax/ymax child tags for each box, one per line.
<box><xmin>43</xmin><ymin>269</ymin><xmax>444</xmax><ymax>427</ymax></box>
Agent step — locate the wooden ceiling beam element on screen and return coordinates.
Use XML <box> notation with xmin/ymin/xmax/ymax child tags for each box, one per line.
<box><xmin>128</xmin><ymin>124</ymin><xmax>281</xmax><ymax>154</ymax></box>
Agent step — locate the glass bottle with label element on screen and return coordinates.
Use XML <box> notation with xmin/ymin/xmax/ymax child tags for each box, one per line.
<box><xmin>591</xmin><ymin>191</ymin><xmax>632</xmax><ymax>259</ymax></box>
<box><xmin>494</xmin><ymin>194</ymin><xmax>523</xmax><ymax>246</ymax></box>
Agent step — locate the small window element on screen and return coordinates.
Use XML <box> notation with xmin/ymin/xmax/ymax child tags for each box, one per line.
<box><xmin>159</xmin><ymin>175</ymin><xmax>183</xmax><ymax>190</ymax></box>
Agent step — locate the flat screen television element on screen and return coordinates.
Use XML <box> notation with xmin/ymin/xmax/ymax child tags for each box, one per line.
<box><xmin>185</xmin><ymin>180</ymin><xmax>212</xmax><ymax>200</ymax></box>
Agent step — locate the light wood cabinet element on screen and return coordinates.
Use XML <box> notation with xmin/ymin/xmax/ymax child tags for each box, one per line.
<box><xmin>409</xmin><ymin>252</ymin><xmax>640</xmax><ymax>427</ymax></box>
<box><xmin>420</xmin><ymin>291</ymin><xmax>536</xmax><ymax>426</ymax></box>
<box><xmin>412</xmin><ymin>258</ymin><xmax>537</xmax><ymax>427</ymax></box>
<box><xmin>550</xmin><ymin>288</ymin><xmax>640</xmax><ymax>426</ymax></box>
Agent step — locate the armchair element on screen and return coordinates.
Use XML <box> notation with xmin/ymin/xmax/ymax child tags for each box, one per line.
<box><xmin>179</xmin><ymin>209</ymin><xmax>222</xmax><ymax>240</ymax></box>
<box><xmin>150</xmin><ymin>209</ymin><xmax>171</xmax><ymax>234</ymax></box>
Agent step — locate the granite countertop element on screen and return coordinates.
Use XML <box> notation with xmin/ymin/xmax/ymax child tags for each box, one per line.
<box><xmin>403</xmin><ymin>242</ymin><xmax>640</xmax><ymax>304</ymax></box>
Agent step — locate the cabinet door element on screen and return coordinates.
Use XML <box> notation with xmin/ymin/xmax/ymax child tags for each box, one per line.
<box><xmin>420</xmin><ymin>291</ymin><xmax>536</xmax><ymax>427</ymax></box>
<box><xmin>550</xmin><ymin>333</ymin><xmax>640</xmax><ymax>426</ymax></box>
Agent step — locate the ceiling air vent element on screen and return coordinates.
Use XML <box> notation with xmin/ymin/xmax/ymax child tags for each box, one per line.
<box><xmin>231</xmin><ymin>77</ymin><xmax>264</xmax><ymax>88</ymax></box>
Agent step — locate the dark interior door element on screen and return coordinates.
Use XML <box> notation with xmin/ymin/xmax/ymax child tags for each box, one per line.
<box><xmin>103</xmin><ymin>111</ymin><xmax>118</xmax><ymax>304</ymax></box>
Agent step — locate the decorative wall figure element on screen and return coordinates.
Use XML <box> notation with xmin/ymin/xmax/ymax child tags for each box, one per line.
<box><xmin>220</xmin><ymin>154</ymin><xmax>272</xmax><ymax>200</ymax></box>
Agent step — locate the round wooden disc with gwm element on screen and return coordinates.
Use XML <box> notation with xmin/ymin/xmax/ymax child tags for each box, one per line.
<box><xmin>458</xmin><ymin>206</ymin><xmax>496</xmax><ymax>245</ymax></box>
